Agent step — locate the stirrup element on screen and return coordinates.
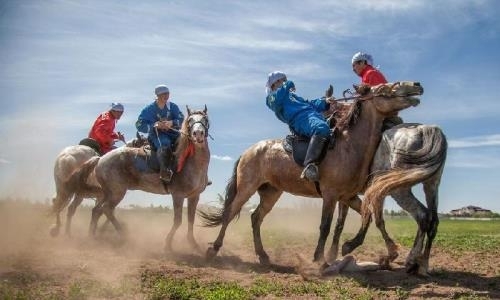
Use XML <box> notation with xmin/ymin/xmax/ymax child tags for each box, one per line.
<box><xmin>300</xmin><ymin>164</ymin><xmax>319</xmax><ymax>181</ymax></box>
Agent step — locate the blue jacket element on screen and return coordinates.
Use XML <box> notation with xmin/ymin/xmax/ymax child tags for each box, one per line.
<box><xmin>136</xmin><ymin>101</ymin><xmax>184</xmax><ymax>147</ymax></box>
<box><xmin>266</xmin><ymin>80</ymin><xmax>328</xmax><ymax>124</ymax></box>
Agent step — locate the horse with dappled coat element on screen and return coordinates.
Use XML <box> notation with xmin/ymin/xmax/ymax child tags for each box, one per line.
<box><xmin>75</xmin><ymin>106</ymin><xmax>211</xmax><ymax>251</ymax></box>
<box><xmin>328</xmin><ymin>123</ymin><xmax>447</xmax><ymax>276</ymax></box>
<box><xmin>50</xmin><ymin>134</ymin><xmax>147</xmax><ymax>237</ymax></box>
<box><xmin>199</xmin><ymin>82</ymin><xmax>424</xmax><ymax>264</ymax></box>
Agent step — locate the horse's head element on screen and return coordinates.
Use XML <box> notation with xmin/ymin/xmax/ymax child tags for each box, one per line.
<box><xmin>185</xmin><ymin>105</ymin><xmax>210</xmax><ymax>144</ymax></box>
<box><xmin>360</xmin><ymin>82</ymin><xmax>423</xmax><ymax>115</ymax></box>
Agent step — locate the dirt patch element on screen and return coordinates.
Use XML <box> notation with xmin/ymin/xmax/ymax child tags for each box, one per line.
<box><xmin>0</xmin><ymin>201</ymin><xmax>498</xmax><ymax>299</ymax></box>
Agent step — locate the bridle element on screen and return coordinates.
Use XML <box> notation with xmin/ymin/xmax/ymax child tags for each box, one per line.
<box><xmin>185</xmin><ymin>111</ymin><xmax>213</xmax><ymax>140</ymax></box>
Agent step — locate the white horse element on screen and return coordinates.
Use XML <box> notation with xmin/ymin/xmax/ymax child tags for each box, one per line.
<box><xmin>50</xmin><ymin>135</ymin><xmax>147</xmax><ymax>237</ymax></box>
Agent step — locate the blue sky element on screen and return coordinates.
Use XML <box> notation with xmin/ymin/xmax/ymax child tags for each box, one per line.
<box><xmin>0</xmin><ymin>0</ymin><xmax>499</xmax><ymax>213</ymax></box>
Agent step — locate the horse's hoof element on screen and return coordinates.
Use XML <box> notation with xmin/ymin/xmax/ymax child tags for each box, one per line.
<box><xmin>325</xmin><ymin>249</ymin><xmax>338</xmax><ymax>264</ymax></box>
<box><xmin>313</xmin><ymin>254</ymin><xmax>325</xmax><ymax>264</ymax></box>
<box><xmin>258</xmin><ymin>255</ymin><xmax>270</xmax><ymax>266</ymax></box>
<box><xmin>206</xmin><ymin>247</ymin><xmax>218</xmax><ymax>260</ymax></box>
<box><xmin>49</xmin><ymin>225</ymin><xmax>60</xmax><ymax>237</ymax></box>
<box><xmin>341</xmin><ymin>242</ymin><xmax>353</xmax><ymax>256</ymax></box>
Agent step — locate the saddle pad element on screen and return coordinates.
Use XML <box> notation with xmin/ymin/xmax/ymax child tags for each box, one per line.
<box><xmin>133</xmin><ymin>149</ymin><xmax>160</xmax><ymax>173</ymax></box>
<box><xmin>132</xmin><ymin>148</ymin><xmax>179</xmax><ymax>175</ymax></box>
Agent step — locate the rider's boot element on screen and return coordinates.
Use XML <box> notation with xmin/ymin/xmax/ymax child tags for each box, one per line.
<box><xmin>157</xmin><ymin>146</ymin><xmax>174</xmax><ymax>183</ymax></box>
<box><xmin>300</xmin><ymin>135</ymin><xmax>329</xmax><ymax>182</ymax></box>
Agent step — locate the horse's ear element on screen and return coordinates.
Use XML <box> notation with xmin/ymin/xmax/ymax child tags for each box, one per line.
<box><xmin>203</xmin><ymin>104</ymin><xmax>207</xmax><ymax>114</ymax></box>
<box><xmin>186</xmin><ymin>105</ymin><xmax>191</xmax><ymax>115</ymax></box>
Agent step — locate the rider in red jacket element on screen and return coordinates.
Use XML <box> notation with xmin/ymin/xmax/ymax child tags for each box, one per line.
<box><xmin>351</xmin><ymin>52</ymin><xmax>387</xmax><ymax>86</ymax></box>
<box><xmin>352</xmin><ymin>52</ymin><xmax>402</xmax><ymax>130</ymax></box>
<box><xmin>88</xmin><ymin>103</ymin><xmax>125</xmax><ymax>154</ymax></box>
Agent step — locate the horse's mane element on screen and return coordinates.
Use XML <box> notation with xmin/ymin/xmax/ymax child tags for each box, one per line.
<box><xmin>174</xmin><ymin>110</ymin><xmax>206</xmax><ymax>157</ymax></box>
<box><xmin>334</xmin><ymin>99</ymin><xmax>362</xmax><ymax>132</ymax></box>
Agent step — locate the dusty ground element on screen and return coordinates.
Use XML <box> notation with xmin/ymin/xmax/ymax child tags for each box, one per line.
<box><xmin>0</xmin><ymin>201</ymin><xmax>498</xmax><ymax>299</ymax></box>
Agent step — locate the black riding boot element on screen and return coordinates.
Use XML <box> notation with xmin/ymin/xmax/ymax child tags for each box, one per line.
<box><xmin>157</xmin><ymin>147</ymin><xmax>174</xmax><ymax>183</ymax></box>
<box><xmin>300</xmin><ymin>135</ymin><xmax>329</xmax><ymax>181</ymax></box>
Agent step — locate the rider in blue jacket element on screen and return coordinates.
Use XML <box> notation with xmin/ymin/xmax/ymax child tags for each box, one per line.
<box><xmin>266</xmin><ymin>71</ymin><xmax>334</xmax><ymax>181</ymax></box>
<box><xmin>136</xmin><ymin>84</ymin><xmax>184</xmax><ymax>182</ymax></box>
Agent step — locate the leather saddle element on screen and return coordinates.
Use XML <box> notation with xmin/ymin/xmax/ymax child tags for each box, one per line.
<box><xmin>282</xmin><ymin>130</ymin><xmax>336</xmax><ymax>167</ymax></box>
<box><xmin>132</xmin><ymin>146</ymin><xmax>178</xmax><ymax>175</ymax></box>
<box><xmin>79</xmin><ymin>138</ymin><xmax>102</xmax><ymax>156</ymax></box>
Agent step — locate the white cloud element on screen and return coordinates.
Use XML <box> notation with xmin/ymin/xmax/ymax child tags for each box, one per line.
<box><xmin>0</xmin><ymin>158</ymin><xmax>11</xmax><ymax>164</ymax></box>
<box><xmin>211</xmin><ymin>155</ymin><xmax>233</xmax><ymax>161</ymax></box>
<box><xmin>449</xmin><ymin>134</ymin><xmax>500</xmax><ymax>148</ymax></box>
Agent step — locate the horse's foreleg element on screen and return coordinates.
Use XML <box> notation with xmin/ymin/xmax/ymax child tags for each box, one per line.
<box><xmin>65</xmin><ymin>195</ymin><xmax>84</xmax><ymax>237</ymax></box>
<box><xmin>186</xmin><ymin>195</ymin><xmax>201</xmax><ymax>253</ymax></box>
<box><xmin>313</xmin><ymin>198</ymin><xmax>335</xmax><ymax>263</ymax></box>
<box><xmin>165</xmin><ymin>196</ymin><xmax>183</xmax><ymax>252</ymax></box>
<box><xmin>327</xmin><ymin>202</ymin><xmax>348</xmax><ymax>263</ymax></box>
<box><xmin>342</xmin><ymin>197</ymin><xmax>372</xmax><ymax>256</ymax></box>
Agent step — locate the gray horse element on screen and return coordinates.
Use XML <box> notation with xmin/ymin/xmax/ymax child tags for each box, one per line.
<box><xmin>327</xmin><ymin>123</ymin><xmax>447</xmax><ymax>276</ymax></box>
<box><xmin>79</xmin><ymin>106</ymin><xmax>211</xmax><ymax>252</ymax></box>
<box><xmin>50</xmin><ymin>135</ymin><xmax>147</xmax><ymax>237</ymax></box>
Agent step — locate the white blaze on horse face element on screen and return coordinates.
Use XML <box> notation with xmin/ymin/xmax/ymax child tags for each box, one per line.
<box><xmin>191</xmin><ymin>122</ymin><xmax>206</xmax><ymax>142</ymax></box>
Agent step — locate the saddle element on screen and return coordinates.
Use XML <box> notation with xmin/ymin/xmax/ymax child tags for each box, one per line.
<box><xmin>79</xmin><ymin>138</ymin><xmax>102</xmax><ymax>155</ymax></box>
<box><xmin>132</xmin><ymin>146</ymin><xmax>178</xmax><ymax>174</ymax></box>
<box><xmin>282</xmin><ymin>132</ymin><xmax>335</xmax><ymax>167</ymax></box>
<box><xmin>282</xmin><ymin>106</ymin><xmax>346</xmax><ymax>166</ymax></box>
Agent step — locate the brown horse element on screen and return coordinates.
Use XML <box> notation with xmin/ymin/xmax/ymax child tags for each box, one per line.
<box><xmin>50</xmin><ymin>135</ymin><xmax>147</xmax><ymax>237</ymax></box>
<box><xmin>200</xmin><ymin>82</ymin><xmax>423</xmax><ymax>264</ymax></box>
<box><xmin>334</xmin><ymin>123</ymin><xmax>447</xmax><ymax>276</ymax></box>
<box><xmin>83</xmin><ymin>106</ymin><xmax>211</xmax><ymax>251</ymax></box>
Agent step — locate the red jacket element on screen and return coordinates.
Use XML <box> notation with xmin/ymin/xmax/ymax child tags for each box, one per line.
<box><xmin>360</xmin><ymin>65</ymin><xmax>387</xmax><ymax>86</ymax></box>
<box><xmin>88</xmin><ymin>111</ymin><xmax>119</xmax><ymax>154</ymax></box>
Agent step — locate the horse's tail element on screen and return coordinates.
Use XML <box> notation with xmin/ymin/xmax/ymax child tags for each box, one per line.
<box><xmin>199</xmin><ymin>157</ymin><xmax>241</xmax><ymax>227</ymax></box>
<box><xmin>68</xmin><ymin>156</ymin><xmax>101</xmax><ymax>195</ymax></box>
<box><xmin>365</xmin><ymin>126</ymin><xmax>447</xmax><ymax>206</ymax></box>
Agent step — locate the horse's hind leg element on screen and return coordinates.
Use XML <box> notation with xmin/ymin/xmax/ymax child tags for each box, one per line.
<box><xmin>391</xmin><ymin>188</ymin><xmax>429</xmax><ymax>274</ymax></box>
<box><xmin>419</xmin><ymin>177</ymin><xmax>441</xmax><ymax>276</ymax></box>
<box><xmin>89</xmin><ymin>200</ymin><xmax>105</xmax><ymax>237</ymax></box>
<box><xmin>50</xmin><ymin>191</ymin><xmax>72</xmax><ymax>237</ymax></box>
<box><xmin>208</xmin><ymin>185</ymin><xmax>258</xmax><ymax>259</ymax></box>
<box><xmin>371</xmin><ymin>197</ymin><xmax>399</xmax><ymax>267</ymax></box>
<box><xmin>165</xmin><ymin>195</ymin><xmax>184</xmax><ymax>253</ymax></box>
<box><xmin>65</xmin><ymin>195</ymin><xmax>84</xmax><ymax>236</ymax></box>
<box><xmin>251</xmin><ymin>185</ymin><xmax>282</xmax><ymax>265</ymax></box>
<box><xmin>186</xmin><ymin>195</ymin><xmax>201</xmax><ymax>253</ymax></box>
